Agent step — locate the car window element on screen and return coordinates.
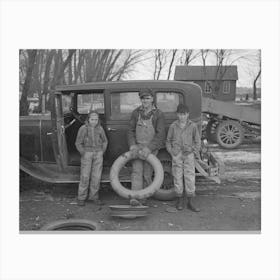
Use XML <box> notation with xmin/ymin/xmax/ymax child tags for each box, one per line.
<box><xmin>111</xmin><ymin>92</ymin><xmax>141</xmax><ymax>119</ymax></box>
<box><xmin>77</xmin><ymin>93</ymin><xmax>104</xmax><ymax>114</ymax></box>
<box><xmin>62</xmin><ymin>94</ymin><xmax>73</xmax><ymax>114</ymax></box>
<box><xmin>156</xmin><ymin>91</ymin><xmax>183</xmax><ymax>113</ymax></box>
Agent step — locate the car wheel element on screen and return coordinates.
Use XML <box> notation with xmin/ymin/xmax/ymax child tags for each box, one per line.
<box><xmin>110</xmin><ymin>151</ymin><xmax>164</xmax><ymax>199</ymax></box>
<box><xmin>216</xmin><ymin>120</ymin><xmax>244</xmax><ymax>149</ymax></box>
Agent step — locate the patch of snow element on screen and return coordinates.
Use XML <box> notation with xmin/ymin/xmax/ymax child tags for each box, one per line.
<box><xmin>214</xmin><ymin>151</ymin><xmax>261</xmax><ymax>163</ymax></box>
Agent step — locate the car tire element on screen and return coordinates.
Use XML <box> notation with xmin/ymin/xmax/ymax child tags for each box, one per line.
<box><xmin>110</xmin><ymin>151</ymin><xmax>164</xmax><ymax>199</ymax></box>
<box><xmin>40</xmin><ymin>219</ymin><xmax>101</xmax><ymax>231</ymax></box>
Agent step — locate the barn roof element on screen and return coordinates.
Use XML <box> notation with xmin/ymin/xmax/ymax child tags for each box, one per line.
<box><xmin>174</xmin><ymin>65</ymin><xmax>238</xmax><ymax>81</ymax></box>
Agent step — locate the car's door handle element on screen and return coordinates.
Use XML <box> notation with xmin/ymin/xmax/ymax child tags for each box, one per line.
<box><xmin>107</xmin><ymin>127</ymin><xmax>117</xmax><ymax>131</ymax></box>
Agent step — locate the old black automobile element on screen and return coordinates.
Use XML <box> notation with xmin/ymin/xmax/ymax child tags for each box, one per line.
<box><xmin>20</xmin><ymin>80</ymin><xmax>223</xmax><ymax>200</ymax></box>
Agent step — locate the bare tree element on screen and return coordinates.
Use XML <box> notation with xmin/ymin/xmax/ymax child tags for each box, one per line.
<box><xmin>253</xmin><ymin>50</ymin><xmax>261</xmax><ymax>100</ymax></box>
<box><xmin>153</xmin><ymin>49</ymin><xmax>169</xmax><ymax>80</ymax></box>
<box><xmin>74</xmin><ymin>50</ymin><xmax>85</xmax><ymax>83</ymax></box>
<box><xmin>20</xmin><ymin>50</ymin><xmax>37</xmax><ymax>116</ymax></box>
<box><xmin>167</xmin><ymin>49</ymin><xmax>177</xmax><ymax>80</ymax></box>
<box><xmin>19</xmin><ymin>49</ymin><xmax>148</xmax><ymax>114</ymax></box>
<box><xmin>200</xmin><ymin>49</ymin><xmax>210</xmax><ymax>67</ymax></box>
<box><xmin>201</xmin><ymin>49</ymin><xmax>252</xmax><ymax>98</ymax></box>
<box><xmin>179</xmin><ymin>49</ymin><xmax>200</xmax><ymax>65</ymax></box>
<box><xmin>41</xmin><ymin>50</ymin><xmax>56</xmax><ymax>112</ymax></box>
<box><xmin>150</xmin><ymin>49</ymin><xmax>201</xmax><ymax>80</ymax></box>
<box><xmin>109</xmin><ymin>49</ymin><xmax>148</xmax><ymax>81</ymax></box>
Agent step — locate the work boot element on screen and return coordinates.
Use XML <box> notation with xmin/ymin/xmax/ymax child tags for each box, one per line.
<box><xmin>187</xmin><ymin>197</ymin><xmax>200</xmax><ymax>212</ymax></box>
<box><xmin>77</xmin><ymin>200</ymin><xmax>85</xmax><ymax>207</ymax></box>
<box><xmin>130</xmin><ymin>198</ymin><xmax>142</xmax><ymax>206</ymax></box>
<box><xmin>176</xmin><ymin>196</ymin><xmax>184</xmax><ymax>211</ymax></box>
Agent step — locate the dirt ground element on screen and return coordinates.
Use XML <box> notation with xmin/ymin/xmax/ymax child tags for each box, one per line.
<box><xmin>19</xmin><ymin>143</ymin><xmax>261</xmax><ymax>232</ymax></box>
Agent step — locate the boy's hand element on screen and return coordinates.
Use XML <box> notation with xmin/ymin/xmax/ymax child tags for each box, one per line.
<box><xmin>172</xmin><ymin>151</ymin><xmax>182</xmax><ymax>160</ymax></box>
<box><xmin>197</xmin><ymin>159</ymin><xmax>209</xmax><ymax>171</ymax></box>
<box><xmin>172</xmin><ymin>147</ymin><xmax>181</xmax><ymax>157</ymax></box>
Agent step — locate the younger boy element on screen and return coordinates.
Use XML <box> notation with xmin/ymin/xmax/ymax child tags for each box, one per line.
<box><xmin>166</xmin><ymin>104</ymin><xmax>201</xmax><ymax>212</ymax></box>
<box><xmin>75</xmin><ymin>110</ymin><xmax>108</xmax><ymax>206</ymax></box>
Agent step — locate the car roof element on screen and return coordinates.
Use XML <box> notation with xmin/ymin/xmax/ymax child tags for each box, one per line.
<box><xmin>54</xmin><ymin>80</ymin><xmax>201</xmax><ymax>93</ymax></box>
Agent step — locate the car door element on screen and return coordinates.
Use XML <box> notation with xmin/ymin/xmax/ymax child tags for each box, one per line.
<box><xmin>104</xmin><ymin>89</ymin><xmax>141</xmax><ymax>165</ymax></box>
<box><xmin>51</xmin><ymin>92</ymin><xmax>69</xmax><ymax>170</ymax></box>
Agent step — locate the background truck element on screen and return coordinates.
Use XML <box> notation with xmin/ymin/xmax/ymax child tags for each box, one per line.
<box><xmin>174</xmin><ymin>65</ymin><xmax>261</xmax><ymax>149</ymax></box>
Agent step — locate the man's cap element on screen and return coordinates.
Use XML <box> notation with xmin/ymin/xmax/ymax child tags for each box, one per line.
<box><xmin>176</xmin><ymin>104</ymin><xmax>190</xmax><ymax>113</ymax></box>
<box><xmin>139</xmin><ymin>89</ymin><xmax>153</xmax><ymax>99</ymax></box>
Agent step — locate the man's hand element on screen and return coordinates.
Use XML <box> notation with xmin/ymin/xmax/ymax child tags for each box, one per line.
<box><xmin>129</xmin><ymin>145</ymin><xmax>139</xmax><ymax>157</ymax></box>
<box><xmin>129</xmin><ymin>144</ymin><xmax>139</xmax><ymax>151</ymax></box>
<box><xmin>139</xmin><ymin>146</ymin><xmax>151</xmax><ymax>160</ymax></box>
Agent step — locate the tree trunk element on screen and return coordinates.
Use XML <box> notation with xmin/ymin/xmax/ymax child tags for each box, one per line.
<box><xmin>41</xmin><ymin>50</ymin><xmax>55</xmax><ymax>112</ymax></box>
<box><xmin>167</xmin><ymin>50</ymin><xmax>177</xmax><ymax>80</ymax></box>
<box><xmin>68</xmin><ymin>57</ymin><xmax>72</xmax><ymax>84</ymax></box>
<box><xmin>253</xmin><ymin>69</ymin><xmax>261</xmax><ymax>100</ymax></box>
<box><xmin>74</xmin><ymin>50</ymin><xmax>84</xmax><ymax>83</ymax></box>
<box><xmin>20</xmin><ymin>50</ymin><xmax>37</xmax><ymax>116</ymax></box>
<box><xmin>51</xmin><ymin>49</ymin><xmax>75</xmax><ymax>89</ymax></box>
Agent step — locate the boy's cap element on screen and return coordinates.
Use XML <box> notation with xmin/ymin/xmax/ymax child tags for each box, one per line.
<box><xmin>139</xmin><ymin>89</ymin><xmax>153</xmax><ymax>99</ymax></box>
<box><xmin>176</xmin><ymin>104</ymin><xmax>190</xmax><ymax>113</ymax></box>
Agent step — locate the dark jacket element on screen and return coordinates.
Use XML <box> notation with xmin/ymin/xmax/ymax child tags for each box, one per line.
<box><xmin>75</xmin><ymin>124</ymin><xmax>108</xmax><ymax>154</ymax></box>
<box><xmin>127</xmin><ymin>106</ymin><xmax>166</xmax><ymax>151</ymax></box>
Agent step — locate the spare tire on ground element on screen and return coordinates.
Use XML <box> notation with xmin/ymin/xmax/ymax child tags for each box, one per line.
<box><xmin>40</xmin><ymin>219</ymin><xmax>101</xmax><ymax>231</ymax></box>
<box><xmin>110</xmin><ymin>151</ymin><xmax>164</xmax><ymax>199</ymax></box>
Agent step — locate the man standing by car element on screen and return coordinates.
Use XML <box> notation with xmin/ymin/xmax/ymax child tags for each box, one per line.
<box><xmin>127</xmin><ymin>89</ymin><xmax>166</xmax><ymax>206</ymax></box>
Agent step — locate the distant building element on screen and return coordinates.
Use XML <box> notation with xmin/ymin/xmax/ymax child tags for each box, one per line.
<box><xmin>174</xmin><ymin>65</ymin><xmax>238</xmax><ymax>101</ymax></box>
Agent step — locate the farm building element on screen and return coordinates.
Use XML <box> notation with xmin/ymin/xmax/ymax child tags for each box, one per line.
<box><xmin>174</xmin><ymin>65</ymin><xmax>238</xmax><ymax>101</ymax></box>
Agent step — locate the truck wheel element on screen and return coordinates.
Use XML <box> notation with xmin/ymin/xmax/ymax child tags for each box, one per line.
<box><xmin>110</xmin><ymin>151</ymin><xmax>164</xmax><ymax>199</ymax></box>
<box><xmin>216</xmin><ymin>120</ymin><xmax>244</xmax><ymax>149</ymax></box>
<box><xmin>153</xmin><ymin>160</ymin><xmax>176</xmax><ymax>201</ymax></box>
<box><xmin>40</xmin><ymin>219</ymin><xmax>101</xmax><ymax>231</ymax></box>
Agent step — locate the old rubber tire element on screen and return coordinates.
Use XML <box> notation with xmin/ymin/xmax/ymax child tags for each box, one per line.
<box><xmin>153</xmin><ymin>160</ymin><xmax>176</xmax><ymax>201</ymax></box>
<box><xmin>110</xmin><ymin>151</ymin><xmax>164</xmax><ymax>199</ymax></box>
<box><xmin>216</xmin><ymin>120</ymin><xmax>244</xmax><ymax>149</ymax></box>
<box><xmin>40</xmin><ymin>219</ymin><xmax>101</xmax><ymax>231</ymax></box>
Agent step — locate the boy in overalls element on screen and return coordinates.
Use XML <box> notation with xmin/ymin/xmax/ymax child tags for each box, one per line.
<box><xmin>75</xmin><ymin>110</ymin><xmax>108</xmax><ymax>206</ymax></box>
<box><xmin>127</xmin><ymin>89</ymin><xmax>165</xmax><ymax>206</ymax></box>
<box><xmin>166</xmin><ymin>104</ymin><xmax>201</xmax><ymax>212</ymax></box>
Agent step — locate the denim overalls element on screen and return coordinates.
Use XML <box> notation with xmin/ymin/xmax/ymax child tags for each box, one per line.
<box><xmin>131</xmin><ymin>114</ymin><xmax>158</xmax><ymax>190</ymax></box>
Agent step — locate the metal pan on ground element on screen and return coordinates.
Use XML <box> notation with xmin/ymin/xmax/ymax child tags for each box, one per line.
<box><xmin>109</xmin><ymin>205</ymin><xmax>149</xmax><ymax>219</ymax></box>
